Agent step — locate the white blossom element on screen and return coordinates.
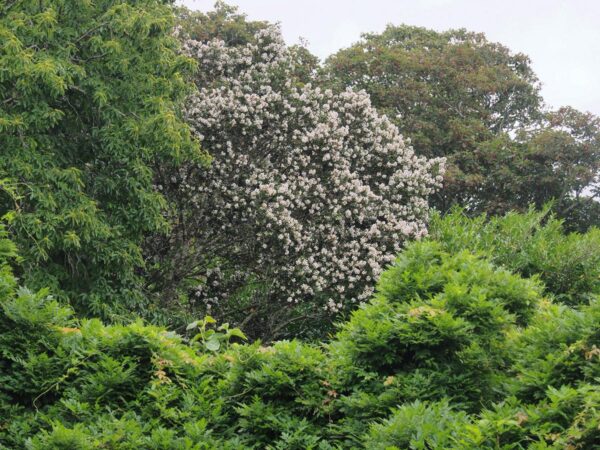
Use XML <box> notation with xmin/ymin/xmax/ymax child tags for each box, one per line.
<box><xmin>179</xmin><ymin>25</ymin><xmax>444</xmax><ymax>316</ymax></box>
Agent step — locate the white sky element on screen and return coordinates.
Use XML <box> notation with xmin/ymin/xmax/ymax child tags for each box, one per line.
<box><xmin>180</xmin><ymin>0</ymin><xmax>600</xmax><ymax>116</ymax></box>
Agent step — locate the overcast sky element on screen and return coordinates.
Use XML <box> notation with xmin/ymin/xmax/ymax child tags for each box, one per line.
<box><xmin>180</xmin><ymin>0</ymin><xmax>600</xmax><ymax>116</ymax></box>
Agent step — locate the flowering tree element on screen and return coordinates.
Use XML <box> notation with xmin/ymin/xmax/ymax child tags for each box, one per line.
<box><xmin>156</xmin><ymin>16</ymin><xmax>443</xmax><ymax>339</ymax></box>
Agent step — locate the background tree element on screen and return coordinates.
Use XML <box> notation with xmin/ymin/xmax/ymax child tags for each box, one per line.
<box><xmin>324</xmin><ymin>24</ymin><xmax>543</xmax><ymax>212</ymax></box>
<box><xmin>523</xmin><ymin>107</ymin><xmax>600</xmax><ymax>230</ymax></box>
<box><xmin>0</xmin><ymin>0</ymin><xmax>205</xmax><ymax>320</ymax></box>
<box><xmin>464</xmin><ymin>107</ymin><xmax>600</xmax><ymax>229</ymax></box>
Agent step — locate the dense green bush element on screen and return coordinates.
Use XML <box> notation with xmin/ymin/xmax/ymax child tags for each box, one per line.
<box><xmin>429</xmin><ymin>208</ymin><xmax>600</xmax><ymax>305</ymax></box>
<box><xmin>326</xmin><ymin>241</ymin><xmax>543</xmax><ymax>443</ymax></box>
<box><xmin>363</xmin><ymin>400</ymin><xmax>471</xmax><ymax>449</ymax></box>
<box><xmin>508</xmin><ymin>300</ymin><xmax>600</xmax><ymax>403</ymax></box>
<box><xmin>3</xmin><ymin>227</ymin><xmax>597</xmax><ymax>449</ymax></box>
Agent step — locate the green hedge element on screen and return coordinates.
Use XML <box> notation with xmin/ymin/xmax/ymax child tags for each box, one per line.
<box><xmin>1</xmin><ymin>226</ymin><xmax>598</xmax><ymax>449</ymax></box>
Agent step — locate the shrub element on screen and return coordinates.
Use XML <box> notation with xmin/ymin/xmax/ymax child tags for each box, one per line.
<box><xmin>324</xmin><ymin>240</ymin><xmax>543</xmax><ymax>442</ymax></box>
<box><xmin>429</xmin><ymin>207</ymin><xmax>600</xmax><ymax>305</ymax></box>
<box><xmin>364</xmin><ymin>400</ymin><xmax>471</xmax><ymax>450</ymax></box>
<box><xmin>1</xmin><ymin>222</ymin><xmax>597</xmax><ymax>449</ymax></box>
<box><xmin>375</xmin><ymin>240</ymin><xmax>541</xmax><ymax>325</ymax></box>
<box><xmin>507</xmin><ymin>300</ymin><xmax>600</xmax><ymax>403</ymax></box>
<box><xmin>0</xmin><ymin>244</ymin><xmax>331</xmax><ymax>447</ymax></box>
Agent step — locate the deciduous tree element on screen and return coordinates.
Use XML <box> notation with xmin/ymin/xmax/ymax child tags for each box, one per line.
<box><xmin>0</xmin><ymin>0</ymin><xmax>205</xmax><ymax>319</ymax></box>
<box><xmin>324</xmin><ymin>24</ymin><xmax>542</xmax><ymax>211</ymax></box>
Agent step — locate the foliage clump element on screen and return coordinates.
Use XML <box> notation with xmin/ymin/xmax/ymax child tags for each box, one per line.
<box><xmin>2</xmin><ymin>223</ymin><xmax>598</xmax><ymax>449</ymax></box>
<box><xmin>429</xmin><ymin>207</ymin><xmax>600</xmax><ymax>305</ymax></box>
<box><xmin>326</xmin><ymin>240</ymin><xmax>543</xmax><ymax>442</ymax></box>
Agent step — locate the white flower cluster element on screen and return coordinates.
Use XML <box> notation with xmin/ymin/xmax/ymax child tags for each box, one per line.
<box><xmin>181</xmin><ymin>25</ymin><xmax>444</xmax><ymax>314</ymax></box>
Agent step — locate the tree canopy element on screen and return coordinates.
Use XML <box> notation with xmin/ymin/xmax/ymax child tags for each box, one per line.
<box><xmin>324</xmin><ymin>25</ymin><xmax>600</xmax><ymax>228</ymax></box>
<box><xmin>150</xmin><ymin>12</ymin><xmax>443</xmax><ymax>339</ymax></box>
<box><xmin>0</xmin><ymin>0</ymin><xmax>206</xmax><ymax>319</ymax></box>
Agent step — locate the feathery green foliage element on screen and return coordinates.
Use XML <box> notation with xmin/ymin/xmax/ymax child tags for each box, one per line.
<box><xmin>2</xmin><ymin>229</ymin><xmax>597</xmax><ymax>449</ymax></box>
<box><xmin>0</xmin><ymin>0</ymin><xmax>206</xmax><ymax>320</ymax></box>
<box><xmin>429</xmin><ymin>208</ymin><xmax>600</xmax><ymax>305</ymax></box>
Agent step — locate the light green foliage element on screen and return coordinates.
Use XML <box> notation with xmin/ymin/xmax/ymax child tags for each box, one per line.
<box><xmin>0</xmin><ymin>0</ymin><xmax>205</xmax><ymax>320</ymax></box>
<box><xmin>186</xmin><ymin>315</ymin><xmax>247</xmax><ymax>352</ymax></box>
<box><xmin>1</xmin><ymin>227</ymin><xmax>599</xmax><ymax>448</ymax></box>
<box><xmin>508</xmin><ymin>301</ymin><xmax>600</xmax><ymax>403</ymax></box>
<box><xmin>325</xmin><ymin>241</ymin><xmax>542</xmax><ymax>443</ymax></box>
<box><xmin>0</xmin><ymin>222</ymin><xmax>18</xmax><ymax>299</ymax></box>
<box><xmin>364</xmin><ymin>400</ymin><xmax>471</xmax><ymax>450</ymax></box>
<box><xmin>429</xmin><ymin>207</ymin><xmax>600</xmax><ymax>305</ymax></box>
<box><xmin>376</xmin><ymin>240</ymin><xmax>541</xmax><ymax>325</ymax></box>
